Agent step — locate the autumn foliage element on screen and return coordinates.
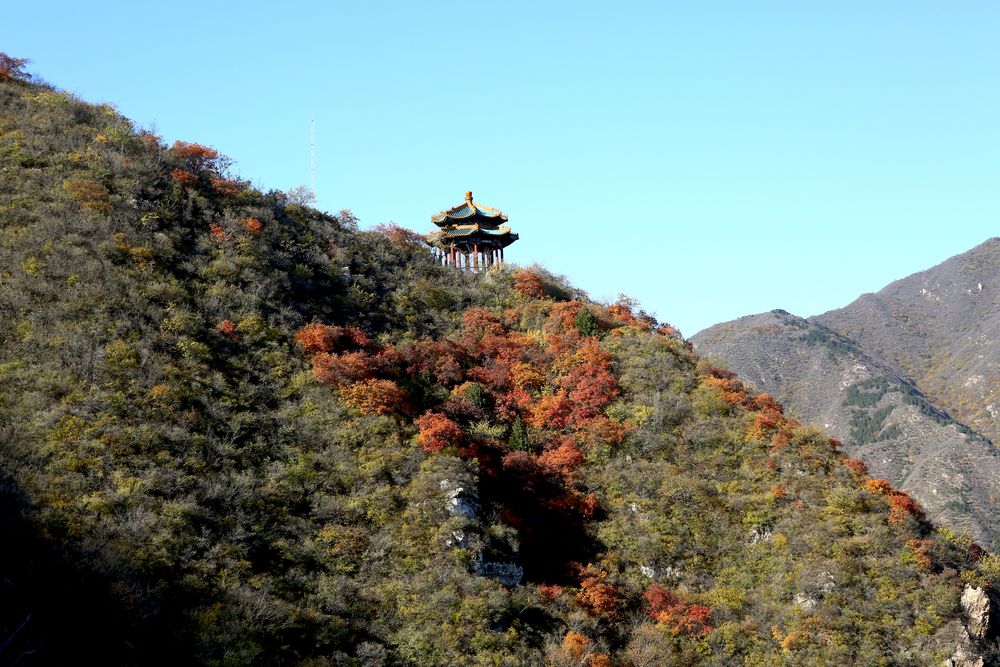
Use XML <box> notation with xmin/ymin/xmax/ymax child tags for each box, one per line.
<box><xmin>63</xmin><ymin>178</ymin><xmax>111</xmax><ymax>213</ymax></box>
<box><xmin>575</xmin><ymin>565</ymin><xmax>621</xmax><ymax>616</ymax></box>
<box><xmin>292</xmin><ymin>295</ymin><xmax>633</xmax><ymax>583</ymax></box>
<box><xmin>171</xmin><ymin>141</ymin><xmax>221</xmax><ymax>172</ymax></box>
<box><xmin>865</xmin><ymin>479</ymin><xmax>892</xmax><ymax>495</ymax></box>
<box><xmin>643</xmin><ymin>584</ymin><xmax>713</xmax><ymax>636</ymax></box>
<box><xmin>216</xmin><ymin>319</ymin><xmax>238</xmax><ymax>338</ymax></box>
<box><xmin>374</xmin><ymin>223</ymin><xmax>425</xmax><ymax>252</ymax></box>
<box><xmin>561</xmin><ymin>631</ymin><xmax>591</xmax><ymax>659</ymax></box>
<box><xmin>887</xmin><ymin>491</ymin><xmax>924</xmax><ymax>525</ymax></box>
<box><xmin>415</xmin><ymin>412</ymin><xmax>463</xmax><ymax>452</ymax></box>
<box><xmin>243</xmin><ymin>217</ymin><xmax>263</xmax><ymax>234</ymax></box>
<box><xmin>209</xmin><ymin>224</ymin><xmax>229</xmax><ymax>243</ymax></box>
<box><xmin>170</xmin><ymin>168</ymin><xmax>198</xmax><ymax>188</ymax></box>
<box><xmin>513</xmin><ymin>270</ymin><xmax>546</xmax><ymax>298</ymax></box>
<box><xmin>294</xmin><ymin>323</ymin><xmax>371</xmax><ymax>355</ymax></box>
<box><xmin>0</xmin><ymin>52</ymin><xmax>30</xmax><ymax>82</ymax></box>
<box><xmin>844</xmin><ymin>457</ymin><xmax>868</xmax><ymax>476</ymax></box>
<box><xmin>210</xmin><ymin>177</ymin><xmax>242</xmax><ymax>196</ymax></box>
<box><xmin>338</xmin><ymin>379</ymin><xmax>408</xmax><ymax>416</ymax></box>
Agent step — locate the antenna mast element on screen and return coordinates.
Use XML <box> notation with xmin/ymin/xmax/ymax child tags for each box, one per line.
<box><xmin>309</xmin><ymin>117</ymin><xmax>317</xmax><ymax>197</ymax></box>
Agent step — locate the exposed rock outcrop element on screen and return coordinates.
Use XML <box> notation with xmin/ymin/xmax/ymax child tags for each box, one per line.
<box><xmin>440</xmin><ymin>479</ymin><xmax>480</xmax><ymax>519</ymax></box>
<box><xmin>961</xmin><ymin>586</ymin><xmax>994</xmax><ymax>642</ymax></box>
<box><xmin>472</xmin><ymin>553</ymin><xmax>523</xmax><ymax>588</ymax></box>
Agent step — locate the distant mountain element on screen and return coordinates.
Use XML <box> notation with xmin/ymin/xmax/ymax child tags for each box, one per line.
<box><xmin>813</xmin><ymin>238</ymin><xmax>1000</xmax><ymax>446</ymax></box>
<box><xmin>692</xmin><ymin>308</ymin><xmax>1000</xmax><ymax>549</ymax></box>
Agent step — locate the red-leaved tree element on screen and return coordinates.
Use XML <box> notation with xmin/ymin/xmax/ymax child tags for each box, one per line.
<box><xmin>415</xmin><ymin>412</ymin><xmax>463</xmax><ymax>452</ymax></box>
<box><xmin>0</xmin><ymin>53</ymin><xmax>30</xmax><ymax>82</ymax></box>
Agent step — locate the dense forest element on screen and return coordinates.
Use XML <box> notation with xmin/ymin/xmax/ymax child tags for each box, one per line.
<box><xmin>1</xmin><ymin>57</ymin><xmax>998</xmax><ymax>665</ymax></box>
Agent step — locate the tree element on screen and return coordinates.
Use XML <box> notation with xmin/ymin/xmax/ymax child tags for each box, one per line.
<box><xmin>339</xmin><ymin>378</ymin><xmax>407</xmax><ymax>415</ymax></box>
<box><xmin>286</xmin><ymin>185</ymin><xmax>316</xmax><ymax>205</ymax></box>
<box><xmin>170</xmin><ymin>141</ymin><xmax>230</xmax><ymax>174</ymax></box>
<box><xmin>642</xmin><ymin>584</ymin><xmax>712</xmax><ymax>636</ymax></box>
<box><xmin>513</xmin><ymin>271</ymin><xmax>546</xmax><ymax>298</ymax></box>
<box><xmin>242</xmin><ymin>217</ymin><xmax>263</xmax><ymax>234</ymax></box>
<box><xmin>508</xmin><ymin>417</ymin><xmax>531</xmax><ymax>451</ymax></box>
<box><xmin>0</xmin><ymin>52</ymin><xmax>30</xmax><ymax>81</ymax></box>
<box><xmin>374</xmin><ymin>223</ymin><xmax>426</xmax><ymax>253</ymax></box>
<box><xmin>294</xmin><ymin>322</ymin><xmax>339</xmax><ymax>354</ymax></box>
<box><xmin>576</xmin><ymin>565</ymin><xmax>621</xmax><ymax>616</ymax></box>
<box><xmin>415</xmin><ymin>412</ymin><xmax>463</xmax><ymax>452</ymax></box>
<box><xmin>575</xmin><ymin>307</ymin><xmax>601</xmax><ymax>337</ymax></box>
<box><xmin>170</xmin><ymin>168</ymin><xmax>198</xmax><ymax>188</ymax></box>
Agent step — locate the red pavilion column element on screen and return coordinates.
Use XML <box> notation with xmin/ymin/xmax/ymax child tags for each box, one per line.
<box><xmin>473</xmin><ymin>243</ymin><xmax>479</xmax><ymax>272</ymax></box>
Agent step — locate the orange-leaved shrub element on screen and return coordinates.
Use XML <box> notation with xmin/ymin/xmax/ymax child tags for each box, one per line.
<box><xmin>643</xmin><ymin>584</ymin><xmax>713</xmax><ymax>636</ymax></box>
<box><xmin>339</xmin><ymin>379</ymin><xmax>407</xmax><ymax>416</ymax></box>
<box><xmin>415</xmin><ymin>412</ymin><xmax>463</xmax><ymax>452</ymax></box>
<box><xmin>513</xmin><ymin>270</ymin><xmax>546</xmax><ymax>298</ymax></box>
<box><xmin>575</xmin><ymin>565</ymin><xmax>621</xmax><ymax>616</ymax></box>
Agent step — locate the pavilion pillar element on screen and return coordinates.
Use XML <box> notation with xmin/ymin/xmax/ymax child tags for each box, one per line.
<box><xmin>500</xmin><ymin>247</ymin><xmax>504</xmax><ymax>264</ymax></box>
<box><xmin>473</xmin><ymin>244</ymin><xmax>479</xmax><ymax>272</ymax></box>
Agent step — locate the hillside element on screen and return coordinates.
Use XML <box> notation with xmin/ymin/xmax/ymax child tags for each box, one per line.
<box><xmin>813</xmin><ymin>238</ymin><xmax>1000</xmax><ymax>446</ymax></box>
<box><xmin>1</xmin><ymin>64</ymin><xmax>998</xmax><ymax>666</ymax></box>
<box><xmin>692</xmin><ymin>309</ymin><xmax>1000</xmax><ymax>550</ymax></box>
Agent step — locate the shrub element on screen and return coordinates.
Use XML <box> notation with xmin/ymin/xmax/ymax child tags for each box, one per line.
<box><xmin>415</xmin><ymin>412</ymin><xmax>463</xmax><ymax>452</ymax></box>
<box><xmin>170</xmin><ymin>168</ymin><xmax>198</xmax><ymax>188</ymax></box>
<box><xmin>63</xmin><ymin>178</ymin><xmax>110</xmax><ymax>213</ymax></box>
<box><xmin>575</xmin><ymin>307</ymin><xmax>601</xmax><ymax>337</ymax></box>
<box><xmin>576</xmin><ymin>565</ymin><xmax>620</xmax><ymax>616</ymax></box>
<box><xmin>242</xmin><ymin>217</ymin><xmax>263</xmax><ymax>234</ymax></box>
<box><xmin>216</xmin><ymin>320</ymin><xmax>238</xmax><ymax>338</ymax></box>
<box><xmin>339</xmin><ymin>379</ymin><xmax>407</xmax><ymax>415</ymax></box>
<box><xmin>513</xmin><ymin>271</ymin><xmax>546</xmax><ymax>298</ymax></box>
<box><xmin>865</xmin><ymin>479</ymin><xmax>892</xmax><ymax>495</ymax></box>
<box><xmin>295</xmin><ymin>322</ymin><xmax>339</xmax><ymax>354</ymax></box>
<box><xmin>374</xmin><ymin>223</ymin><xmax>425</xmax><ymax>252</ymax></box>
<box><xmin>844</xmin><ymin>457</ymin><xmax>868</xmax><ymax>476</ymax></box>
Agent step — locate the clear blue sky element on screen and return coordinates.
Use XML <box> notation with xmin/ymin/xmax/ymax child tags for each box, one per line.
<box><xmin>6</xmin><ymin>2</ymin><xmax>998</xmax><ymax>335</ymax></box>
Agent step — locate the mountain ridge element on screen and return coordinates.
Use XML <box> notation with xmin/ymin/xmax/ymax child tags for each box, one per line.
<box><xmin>812</xmin><ymin>237</ymin><xmax>1000</xmax><ymax>445</ymax></box>
<box><xmin>693</xmin><ymin>240</ymin><xmax>1000</xmax><ymax>551</ymax></box>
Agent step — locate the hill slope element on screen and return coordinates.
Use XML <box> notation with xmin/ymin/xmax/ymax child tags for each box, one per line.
<box><xmin>813</xmin><ymin>238</ymin><xmax>1000</xmax><ymax>446</ymax></box>
<box><xmin>692</xmin><ymin>309</ymin><xmax>1000</xmax><ymax>549</ymax></box>
<box><xmin>1</xmin><ymin>67</ymin><xmax>997</xmax><ymax>665</ymax></box>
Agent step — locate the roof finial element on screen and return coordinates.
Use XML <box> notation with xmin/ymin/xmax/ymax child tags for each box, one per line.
<box><xmin>465</xmin><ymin>191</ymin><xmax>473</xmax><ymax>203</ymax></box>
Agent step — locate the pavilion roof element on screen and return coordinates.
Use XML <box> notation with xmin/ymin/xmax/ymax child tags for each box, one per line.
<box><xmin>431</xmin><ymin>191</ymin><xmax>508</xmax><ymax>227</ymax></box>
<box><xmin>425</xmin><ymin>226</ymin><xmax>519</xmax><ymax>249</ymax></box>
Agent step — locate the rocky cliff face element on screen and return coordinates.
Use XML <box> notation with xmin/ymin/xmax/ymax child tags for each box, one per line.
<box><xmin>694</xmin><ymin>239</ymin><xmax>1000</xmax><ymax>551</ymax></box>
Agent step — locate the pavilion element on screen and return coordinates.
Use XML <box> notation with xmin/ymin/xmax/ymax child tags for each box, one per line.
<box><xmin>426</xmin><ymin>192</ymin><xmax>518</xmax><ymax>271</ymax></box>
